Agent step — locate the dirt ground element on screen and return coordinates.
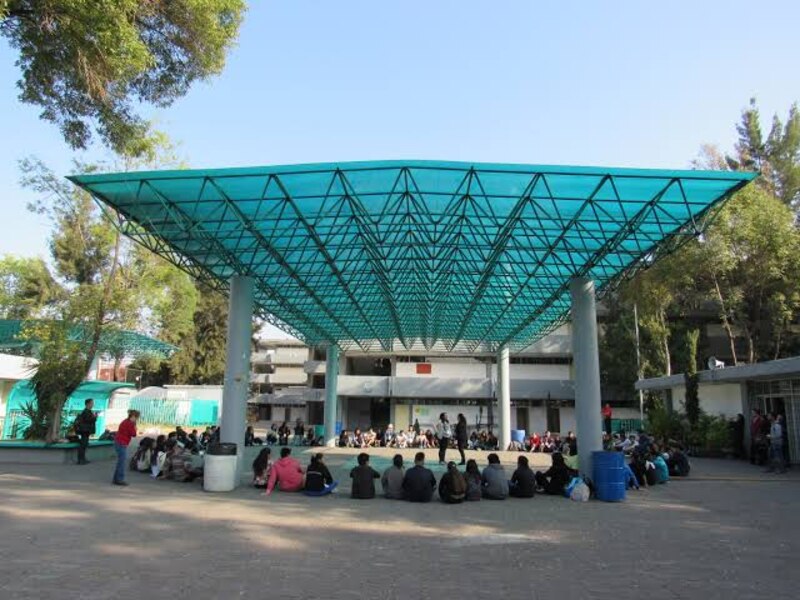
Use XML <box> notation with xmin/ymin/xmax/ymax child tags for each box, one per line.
<box><xmin>0</xmin><ymin>448</ymin><xmax>798</xmax><ymax>600</ymax></box>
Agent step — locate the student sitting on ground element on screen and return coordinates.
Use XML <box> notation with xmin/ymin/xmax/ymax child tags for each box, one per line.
<box><xmin>163</xmin><ymin>440</ymin><xmax>204</xmax><ymax>482</ymax></box>
<box><xmin>305</xmin><ymin>453</ymin><xmax>338</xmax><ymax>495</ymax></box>
<box><xmin>468</xmin><ymin>431</ymin><xmax>481</xmax><ymax>451</ymax></box>
<box><xmin>381</xmin><ymin>454</ymin><xmax>405</xmax><ymax>499</ymax></box>
<box><xmin>464</xmin><ymin>459</ymin><xmax>482</xmax><ymax>501</ymax></box>
<box><xmin>666</xmin><ymin>446</ymin><xmax>690</xmax><ymax>477</ymax></box>
<box><xmin>403</xmin><ymin>452</ymin><xmax>437</xmax><ymax>503</ymax></box>
<box><xmin>252</xmin><ymin>448</ymin><xmax>273</xmax><ymax>489</ymax></box>
<box><xmin>395</xmin><ymin>429</ymin><xmax>409</xmax><ymax>449</ymax></box>
<box><xmin>509</xmin><ymin>455</ymin><xmax>536</xmax><ymax>498</ymax></box>
<box><xmin>350</xmin><ymin>452</ymin><xmax>380</xmax><ymax>499</ymax></box>
<box><xmin>265</xmin><ymin>447</ymin><xmax>305</xmax><ymax>496</ymax></box>
<box><xmin>481</xmin><ymin>453</ymin><xmax>509</xmax><ymax>500</ymax></box>
<box><xmin>130</xmin><ymin>437</ymin><xmax>155</xmax><ymax>472</ymax></box>
<box><xmin>383</xmin><ymin>424</ymin><xmax>396</xmax><ymax>447</ymax></box>
<box><xmin>535</xmin><ymin>452</ymin><xmax>575</xmax><ymax>495</ymax></box>
<box><xmin>438</xmin><ymin>461</ymin><xmax>467</xmax><ymax>504</ymax></box>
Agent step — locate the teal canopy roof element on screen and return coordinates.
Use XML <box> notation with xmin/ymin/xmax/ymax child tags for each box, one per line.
<box><xmin>70</xmin><ymin>161</ymin><xmax>755</xmax><ymax>353</ymax></box>
<box><xmin>0</xmin><ymin>319</ymin><xmax>176</xmax><ymax>358</ymax></box>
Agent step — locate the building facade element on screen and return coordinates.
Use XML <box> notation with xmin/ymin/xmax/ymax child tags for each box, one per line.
<box><xmin>251</xmin><ymin>325</ymin><xmax>640</xmax><ymax>436</ymax></box>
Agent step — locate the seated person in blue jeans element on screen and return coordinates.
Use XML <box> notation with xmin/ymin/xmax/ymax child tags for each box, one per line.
<box><xmin>304</xmin><ymin>453</ymin><xmax>338</xmax><ymax>496</ymax></box>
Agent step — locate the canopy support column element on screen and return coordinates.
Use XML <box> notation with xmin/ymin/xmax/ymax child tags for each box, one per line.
<box><xmin>324</xmin><ymin>344</ymin><xmax>340</xmax><ymax>448</ymax></box>
<box><xmin>497</xmin><ymin>345</ymin><xmax>511</xmax><ymax>451</ymax></box>
<box><xmin>570</xmin><ymin>276</ymin><xmax>603</xmax><ymax>478</ymax></box>
<box><xmin>220</xmin><ymin>275</ymin><xmax>255</xmax><ymax>482</ymax></box>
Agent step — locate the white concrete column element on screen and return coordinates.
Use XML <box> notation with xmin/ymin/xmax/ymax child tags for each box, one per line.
<box><xmin>220</xmin><ymin>276</ymin><xmax>255</xmax><ymax>467</ymax></box>
<box><xmin>570</xmin><ymin>276</ymin><xmax>603</xmax><ymax>477</ymax></box>
<box><xmin>497</xmin><ymin>345</ymin><xmax>511</xmax><ymax>451</ymax></box>
<box><xmin>324</xmin><ymin>344</ymin><xmax>340</xmax><ymax>447</ymax></box>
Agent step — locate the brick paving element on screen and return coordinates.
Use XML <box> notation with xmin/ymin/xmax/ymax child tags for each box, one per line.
<box><xmin>0</xmin><ymin>449</ymin><xmax>798</xmax><ymax>600</ymax></box>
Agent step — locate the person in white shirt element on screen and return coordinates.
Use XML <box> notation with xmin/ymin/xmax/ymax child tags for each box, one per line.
<box><xmin>766</xmin><ymin>414</ymin><xmax>786</xmax><ymax>474</ymax></box>
<box><xmin>435</xmin><ymin>413</ymin><xmax>453</xmax><ymax>464</ymax></box>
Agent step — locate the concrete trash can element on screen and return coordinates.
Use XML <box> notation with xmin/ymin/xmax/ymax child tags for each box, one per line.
<box><xmin>203</xmin><ymin>443</ymin><xmax>238</xmax><ymax>492</ymax></box>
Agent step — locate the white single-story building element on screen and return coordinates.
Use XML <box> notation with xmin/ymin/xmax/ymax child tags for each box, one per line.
<box><xmin>636</xmin><ymin>356</ymin><xmax>800</xmax><ymax>461</ymax></box>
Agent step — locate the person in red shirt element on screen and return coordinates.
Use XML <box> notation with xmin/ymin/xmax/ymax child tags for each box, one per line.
<box><xmin>602</xmin><ymin>403</ymin><xmax>613</xmax><ymax>435</ymax></box>
<box><xmin>113</xmin><ymin>410</ymin><xmax>139</xmax><ymax>486</ymax></box>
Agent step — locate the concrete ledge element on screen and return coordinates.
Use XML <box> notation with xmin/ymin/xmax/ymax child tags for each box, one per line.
<box><xmin>0</xmin><ymin>441</ymin><xmax>116</xmax><ymax>464</ymax></box>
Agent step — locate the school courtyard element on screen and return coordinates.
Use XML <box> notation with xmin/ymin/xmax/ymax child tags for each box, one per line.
<box><xmin>0</xmin><ymin>451</ymin><xmax>798</xmax><ymax>600</ymax></box>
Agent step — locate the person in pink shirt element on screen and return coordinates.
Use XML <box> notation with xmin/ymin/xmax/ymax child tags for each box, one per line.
<box><xmin>265</xmin><ymin>447</ymin><xmax>305</xmax><ymax>495</ymax></box>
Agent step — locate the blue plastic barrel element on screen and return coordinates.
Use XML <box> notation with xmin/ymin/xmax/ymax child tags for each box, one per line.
<box><xmin>335</xmin><ymin>421</ymin><xmax>343</xmax><ymax>435</ymax></box>
<box><xmin>511</xmin><ymin>430</ymin><xmax>526</xmax><ymax>444</ymax></box>
<box><xmin>592</xmin><ymin>451</ymin><xmax>626</xmax><ymax>502</ymax></box>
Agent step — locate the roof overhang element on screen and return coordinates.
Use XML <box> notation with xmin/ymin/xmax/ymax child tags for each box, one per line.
<box><xmin>69</xmin><ymin>160</ymin><xmax>755</xmax><ymax>354</ymax></box>
<box><xmin>636</xmin><ymin>356</ymin><xmax>800</xmax><ymax>391</ymax></box>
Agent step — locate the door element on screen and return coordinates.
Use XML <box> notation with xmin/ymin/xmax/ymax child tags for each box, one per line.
<box><xmin>370</xmin><ymin>398</ymin><xmax>391</xmax><ymax>429</ymax></box>
<box><xmin>546</xmin><ymin>404</ymin><xmax>561</xmax><ymax>434</ymax></box>
<box><xmin>515</xmin><ymin>406</ymin><xmax>528</xmax><ymax>433</ymax></box>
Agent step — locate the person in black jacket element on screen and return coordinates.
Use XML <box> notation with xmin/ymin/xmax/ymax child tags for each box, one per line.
<box><xmin>403</xmin><ymin>452</ymin><xmax>437</xmax><ymax>502</ymax></box>
<box><xmin>509</xmin><ymin>455</ymin><xmax>536</xmax><ymax>498</ymax></box>
<box><xmin>535</xmin><ymin>452</ymin><xmax>576</xmax><ymax>495</ymax></box>
<box><xmin>455</xmin><ymin>413</ymin><xmax>468</xmax><ymax>465</ymax></box>
<box><xmin>73</xmin><ymin>398</ymin><xmax>97</xmax><ymax>465</ymax></box>
<box><xmin>305</xmin><ymin>453</ymin><xmax>338</xmax><ymax>495</ymax></box>
<box><xmin>350</xmin><ymin>453</ymin><xmax>380</xmax><ymax>499</ymax></box>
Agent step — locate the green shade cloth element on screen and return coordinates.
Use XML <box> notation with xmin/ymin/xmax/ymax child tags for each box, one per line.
<box><xmin>70</xmin><ymin>161</ymin><xmax>755</xmax><ymax>352</ymax></box>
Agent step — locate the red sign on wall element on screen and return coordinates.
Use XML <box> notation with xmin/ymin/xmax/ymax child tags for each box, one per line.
<box><xmin>416</xmin><ymin>363</ymin><xmax>432</xmax><ymax>375</ymax></box>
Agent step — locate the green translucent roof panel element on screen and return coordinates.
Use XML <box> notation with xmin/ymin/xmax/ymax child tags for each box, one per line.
<box><xmin>0</xmin><ymin>320</ymin><xmax>176</xmax><ymax>358</ymax></box>
<box><xmin>69</xmin><ymin>161</ymin><xmax>755</xmax><ymax>353</ymax></box>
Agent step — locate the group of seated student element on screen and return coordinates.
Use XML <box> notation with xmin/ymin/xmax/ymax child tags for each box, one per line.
<box><xmin>129</xmin><ymin>434</ymin><xmax>204</xmax><ymax>482</ymax></box>
<box><xmin>252</xmin><ymin>447</ymin><xmax>339</xmax><ymax>496</ymax></box>
<box><xmin>261</xmin><ymin>422</ymin><xmax>324</xmax><ymax>447</ymax></box>
<box><xmin>625</xmin><ymin>433</ymin><xmax>690</xmax><ymax>488</ymax></box>
<box><xmin>259</xmin><ymin>451</ymin><xmax>573</xmax><ymax>502</ymax></box>
<box><xmin>517</xmin><ymin>431</ymin><xmax>577</xmax><ymax>455</ymax></box>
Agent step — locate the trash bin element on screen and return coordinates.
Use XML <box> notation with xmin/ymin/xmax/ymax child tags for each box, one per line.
<box><xmin>511</xmin><ymin>430</ymin><xmax>526</xmax><ymax>444</ymax></box>
<box><xmin>204</xmin><ymin>443</ymin><xmax>238</xmax><ymax>492</ymax></box>
<box><xmin>592</xmin><ymin>450</ymin><xmax>626</xmax><ymax>502</ymax></box>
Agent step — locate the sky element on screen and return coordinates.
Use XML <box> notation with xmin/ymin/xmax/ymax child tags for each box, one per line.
<box><xmin>1</xmin><ymin>0</ymin><xmax>799</xmax><ymax>262</ymax></box>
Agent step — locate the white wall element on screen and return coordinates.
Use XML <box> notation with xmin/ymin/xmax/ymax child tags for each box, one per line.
<box><xmin>395</xmin><ymin>359</ymin><xmax>487</xmax><ymax>378</ymax></box>
<box><xmin>671</xmin><ymin>382</ymin><xmax>744</xmax><ymax>418</ymax></box>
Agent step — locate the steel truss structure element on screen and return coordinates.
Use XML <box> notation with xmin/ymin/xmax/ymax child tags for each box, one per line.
<box><xmin>0</xmin><ymin>319</ymin><xmax>177</xmax><ymax>358</ymax></box>
<box><xmin>70</xmin><ymin>161</ymin><xmax>755</xmax><ymax>353</ymax></box>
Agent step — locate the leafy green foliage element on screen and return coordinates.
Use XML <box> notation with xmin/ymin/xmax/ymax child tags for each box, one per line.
<box><xmin>0</xmin><ymin>255</ymin><xmax>64</xmax><ymax>318</ymax></box>
<box><xmin>1</xmin><ymin>1</ymin><xmax>245</xmax><ymax>155</ymax></box>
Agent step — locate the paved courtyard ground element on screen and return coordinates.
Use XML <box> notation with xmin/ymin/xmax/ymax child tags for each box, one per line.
<box><xmin>0</xmin><ymin>448</ymin><xmax>798</xmax><ymax>600</ymax></box>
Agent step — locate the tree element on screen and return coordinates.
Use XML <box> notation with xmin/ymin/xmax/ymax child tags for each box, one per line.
<box><xmin>727</xmin><ymin>98</ymin><xmax>800</xmax><ymax>209</ymax></box>
<box><xmin>0</xmin><ymin>255</ymin><xmax>63</xmax><ymax>318</ymax></box>
<box><xmin>1</xmin><ymin>1</ymin><xmax>245</xmax><ymax>155</ymax></box>
<box><xmin>598</xmin><ymin>295</ymin><xmax>639</xmax><ymax>403</ymax></box>
<box><xmin>682</xmin><ymin>329</ymin><xmax>700</xmax><ymax>426</ymax></box>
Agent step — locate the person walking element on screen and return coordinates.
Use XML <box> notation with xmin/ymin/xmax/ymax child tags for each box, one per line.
<box><xmin>112</xmin><ymin>410</ymin><xmax>139</xmax><ymax>486</ymax></box>
<box><xmin>455</xmin><ymin>413</ymin><xmax>468</xmax><ymax>465</ymax></box>
<box><xmin>435</xmin><ymin>412</ymin><xmax>453</xmax><ymax>464</ymax></box>
<box><xmin>74</xmin><ymin>398</ymin><xmax>98</xmax><ymax>465</ymax></box>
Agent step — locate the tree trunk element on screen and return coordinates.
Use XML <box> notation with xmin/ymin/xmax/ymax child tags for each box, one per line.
<box><xmin>712</xmin><ymin>274</ymin><xmax>738</xmax><ymax>365</ymax></box>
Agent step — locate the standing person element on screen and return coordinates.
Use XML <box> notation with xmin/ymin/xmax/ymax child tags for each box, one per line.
<box><xmin>413</xmin><ymin>418</ymin><xmax>421</xmax><ymax>436</ymax></box>
<box><xmin>112</xmin><ymin>410</ymin><xmax>139</xmax><ymax>486</ymax></box>
<box><xmin>766</xmin><ymin>414</ymin><xmax>786</xmax><ymax>474</ymax></box>
<box><xmin>350</xmin><ymin>453</ymin><xmax>381</xmax><ymax>499</ymax></box>
<box><xmin>481</xmin><ymin>453</ymin><xmax>509</xmax><ymax>500</ymax></box>
<box><xmin>438</xmin><ymin>461</ymin><xmax>467</xmax><ymax>504</ymax></box>
<box><xmin>602</xmin><ymin>403</ymin><xmax>613</xmax><ymax>435</ymax></box>
<box><xmin>381</xmin><ymin>454</ymin><xmax>406</xmax><ymax>499</ymax></box>
<box><xmin>293</xmin><ymin>419</ymin><xmax>305</xmax><ymax>446</ymax></box>
<box><xmin>403</xmin><ymin>452</ymin><xmax>437</xmax><ymax>502</ymax></box>
<box><xmin>74</xmin><ymin>398</ymin><xmax>98</xmax><ymax>465</ymax></box>
<box><xmin>455</xmin><ymin>413</ymin><xmax>468</xmax><ymax>465</ymax></box>
<box><xmin>750</xmin><ymin>408</ymin><xmax>763</xmax><ymax>465</ymax></box>
<box><xmin>435</xmin><ymin>413</ymin><xmax>453</xmax><ymax>464</ymax></box>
